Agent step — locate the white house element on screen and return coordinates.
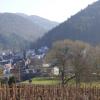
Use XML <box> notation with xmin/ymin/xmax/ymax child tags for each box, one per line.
<box><xmin>52</xmin><ymin>66</ymin><xmax>59</xmax><ymax>75</ymax></box>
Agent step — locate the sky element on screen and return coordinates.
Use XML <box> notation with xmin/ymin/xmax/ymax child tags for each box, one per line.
<box><xmin>0</xmin><ymin>0</ymin><xmax>98</xmax><ymax>22</ymax></box>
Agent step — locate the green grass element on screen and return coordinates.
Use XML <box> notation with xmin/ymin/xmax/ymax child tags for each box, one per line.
<box><xmin>80</xmin><ymin>81</ymin><xmax>100</xmax><ymax>87</ymax></box>
<box><xmin>22</xmin><ymin>77</ymin><xmax>60</xmax><ymax>85</ymax></box>
<box><xmin>22</xmin><ymin>77</ymin><xmax>100</xmax><ymax>86</ymax></box>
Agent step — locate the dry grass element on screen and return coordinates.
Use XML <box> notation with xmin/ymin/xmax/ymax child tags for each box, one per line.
<box><xmin>0</xmin><ymin>84</ymin><xmax>100</xmax><ymax>100</ymax></box>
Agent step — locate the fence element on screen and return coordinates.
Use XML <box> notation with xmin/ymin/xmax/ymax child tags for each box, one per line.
<box><xmin>0</xmin><ymin>84</ymin><xmax>100</xmax><ymax>100</ymax></box>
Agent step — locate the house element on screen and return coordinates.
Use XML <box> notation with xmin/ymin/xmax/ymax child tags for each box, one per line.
<box><xmin>52</xmin><ymin>66</ymin><xmax>59</xmax><ymax>75</ymax></box>
<box><xmin>42</xmin><ymin>63</ymin><xmax>50</xmax><ymax>67</ymax></box>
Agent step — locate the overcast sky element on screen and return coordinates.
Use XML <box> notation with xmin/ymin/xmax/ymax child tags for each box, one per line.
<box><xmin>0</xmin><ymin>0</ymin><xmax>98</xmax><ymax>22</ymax></box>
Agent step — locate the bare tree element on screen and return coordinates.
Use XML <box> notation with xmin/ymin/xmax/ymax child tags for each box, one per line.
<box><xmin>89</xmin><ymin>46</ymin><xmax>100</xmax><ymax>81</ymax></box>
<box><xmin>45</xmin><ymin>39</ymin><xmax>94</xmax><ymax>85</ymax></box>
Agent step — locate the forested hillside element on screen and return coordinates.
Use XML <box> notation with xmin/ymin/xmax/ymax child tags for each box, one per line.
<box><xmin>0</xmin><ymin>13</ymin><xmax>58</xmax><ymax>50</ymax></box>
<box><xmin>35</xmin><ymin>0</ymin><xmax>100</xmax><ymax>48</ymax></box>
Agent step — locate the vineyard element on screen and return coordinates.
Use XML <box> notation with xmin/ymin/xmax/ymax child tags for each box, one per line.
<box><xmin>0</xmin><ymin>84</ymin><xmax>99</xmax><ymax>100</ymax></box>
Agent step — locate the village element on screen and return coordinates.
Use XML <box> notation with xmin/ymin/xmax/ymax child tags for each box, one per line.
<box><xmin>0</xmin><ymin>46</ymin><xmax>59</xmax><ymax>83</ymax></box>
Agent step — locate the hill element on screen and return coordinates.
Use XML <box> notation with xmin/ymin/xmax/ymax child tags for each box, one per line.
<box><xmin>0</xmin><ymin>13</ymin><xmax>58</xmax><ymax>49</ymax></box>
<box><xmin>0</xmin><ymin>33</ymin><xmax>30</xmax><ymax>50</ymax></box>
<box><xmin>0</xmin><ymin>13</ymin><xmax>46</xmax><ymax>41</ymax></box>
<box><xmin>29</xmin><ymin>15</ymin><xmax>59</xmax><ymax>30</ymax></box>
<box><xmin>35</xmin><ymin>0</ymin><xmax>100</xmax><ymax>48</ymax></box>
<box><xmin>16</xmin><ymin>13</ymin><xmax>59</xmax><ymax>30</ymax></box>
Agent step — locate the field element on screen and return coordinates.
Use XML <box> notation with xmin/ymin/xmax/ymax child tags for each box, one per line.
<box><xmin>22</xmin><ymin>77</ymin><xmax>100</xmax><ymax>87</ymax></box>
<box><xmin>22</xmin><ymin>77</ymin><xmax>60</xmax><ymax>85</ymax></box>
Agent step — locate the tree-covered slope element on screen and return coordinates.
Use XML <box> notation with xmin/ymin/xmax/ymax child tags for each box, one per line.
<box><xmin>35</xmin><ymin>0</ymin><xmax>100</xmax><ymax>48</ymax></box>
<box><xmin>0</xmin><ymin>33</ymin><xmax>31</xmax><ymax>50</ymax></box>
<box><xmin>0</xmin><ymin>13</ymin><xmax>47</xmax><ymax>49</ymax></box>
<box><xmin>17</xmin><ymin>13</ymin><xmax>59</xmax><ymax>30</ymax></box>
<box><xmin>0</xmin><ymin>13</ymin><xmax>46</xmax><ymax>41</ymax></box>
<box><xmin>0</xmin><ymin>13</ymin><xmax>59</xmax><ymax>49</ymax></box>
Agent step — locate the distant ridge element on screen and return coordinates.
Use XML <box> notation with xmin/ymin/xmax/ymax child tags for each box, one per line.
<box><xmin>0</xmin><ymin>13</ymin><xmax>46</xmax><ymax>41</ymax></box>
<box><xmin>16</xmin><ymin>13</ymin><xmax>59</xmax><ymax>30</ymax></box>
<box><xmin>0</xmin><ymin>13</ymin><xmax>59</xmax><ymax>49</ymax></box>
